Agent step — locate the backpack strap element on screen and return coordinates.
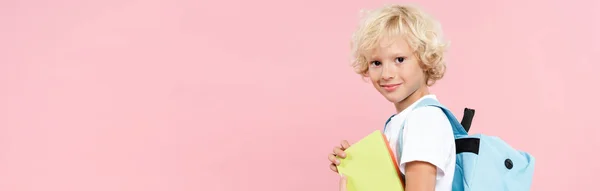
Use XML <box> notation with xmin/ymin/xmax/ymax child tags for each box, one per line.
<box><xmin>381</xmin><ymin>97</ymin><xmax>469</xmax><ymax>183</ymax></box>
<box><xmin>413</xmin><ymin>98</ymin><xmax>468</xmax><ymax>138</ymax></box>
<box><xmin>384</xmin><ymin>114</ymin><xmax>396</xmax><ymax>129</ymax></box>
<box><xmin>382</xmin><ymin>97</ymin><xmax>469</xmax><ymax>142</ymax></box>
<box><xmin>384</xmin><ymin>100</ymin><xmax>474</xmax><ymax>135</ymax></box>
<box><xmin>460</xmin><ymin>108</ymin><xmax>475</xmax><ymax>133</ymax></box>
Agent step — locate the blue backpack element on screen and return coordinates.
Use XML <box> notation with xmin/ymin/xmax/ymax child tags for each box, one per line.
<box><xmin>383</xmin><ymin>98</ymin><xmax>535</xmax><ymax>191</ymax></box>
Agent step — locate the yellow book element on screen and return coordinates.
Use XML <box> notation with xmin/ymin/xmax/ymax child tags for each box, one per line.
<box><xmin>337</xmin><ymin>130</ymin><xmax>405</xmax><ymax>191</ymax></box>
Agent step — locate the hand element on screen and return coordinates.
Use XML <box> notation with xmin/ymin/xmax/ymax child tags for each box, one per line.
<box><xmin>328</xmin><ymin>140</ymin><xmax>351</xmax><ymax>173</ymax></box>
<box><xmin>339</xmin><ymin>174</ymin><xmax>348</xmax><ymax>191</ymax></box>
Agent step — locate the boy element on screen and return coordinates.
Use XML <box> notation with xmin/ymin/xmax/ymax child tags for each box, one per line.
<box><xmin>327</xmin><ymin>4</ymin><xmax>455</xmax><ymax>191</ymax></box>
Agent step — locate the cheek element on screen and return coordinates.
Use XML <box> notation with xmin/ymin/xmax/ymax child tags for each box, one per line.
<box><xmin>366</xmin><ymin>69</ymin><xmax>380</xmax><ymax>82</ymax></box>
<box><xmin>371</xmin><ymin>80</ymin><xmax>379</xmax><ymax>88</ymax></box>
<box><xmin>402</xmin><ymin>63</ymin><xmax>425</xmax><ymax>81</ymax></box>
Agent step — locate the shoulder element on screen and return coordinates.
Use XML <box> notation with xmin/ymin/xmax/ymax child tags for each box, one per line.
<box><xmin>403</xmin><ymin>105</ymin><xmax>454</xmax><ymax>142</ymax></box>
<box><xmin>406</xmin><ymin>106</ymin><xmax>451</xmax><ymax>128</ymax></box>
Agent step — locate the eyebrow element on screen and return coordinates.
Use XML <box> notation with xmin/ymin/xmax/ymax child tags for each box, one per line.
<box><xmin>368</xmin><ymin>52</ymin><xmax>408</xmax><ymax>61</ymax></box>
<box><xmin>393</xmin><ymin>51</ymin><xmax>408</xmax><ymax>56</ymax></box>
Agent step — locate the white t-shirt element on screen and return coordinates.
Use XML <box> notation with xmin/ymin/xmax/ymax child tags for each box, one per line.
<box><xmin>383</xmin><ymin>95</ymin><xmax>455</xmax><ymax>191</ymax></box>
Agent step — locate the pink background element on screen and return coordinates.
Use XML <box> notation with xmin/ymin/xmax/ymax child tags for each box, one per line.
<box><xmin>1</xmin><ymin>0</ymin><xmax>599</xmax><ymax>190</ymax></box>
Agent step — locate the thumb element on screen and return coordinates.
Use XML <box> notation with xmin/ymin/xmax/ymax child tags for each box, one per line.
<box><xmin>339</xmin><ymin>174</ymin><xmax>348</xmax><ymax>191</ymax></box>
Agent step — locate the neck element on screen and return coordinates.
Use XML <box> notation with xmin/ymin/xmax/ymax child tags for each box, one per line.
<box><xmin>394</xmin><ymin>86</ymin><xmax>430</xmax><ymax>113</ymax></box>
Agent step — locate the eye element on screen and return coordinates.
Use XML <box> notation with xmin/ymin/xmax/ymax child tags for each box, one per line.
<box><xmin>369</xmin><ymin>61</ymin><xmax>382</xmax><ymax>67</ymax></box>
<box><xmin>395</xmin><ymin>57</ymin><xmax>405</xmax><ymax>63</ymax></box>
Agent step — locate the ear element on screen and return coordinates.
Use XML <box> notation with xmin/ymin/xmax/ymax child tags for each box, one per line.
<box><xmin>423</xmin><ymin>69</ymin><xmax>433</xmax><ymax>86</ymax></box>
<box><xmin>360</xmin><ymin>72</ymin><xmax>371</xmax><ymax>83</ymax></box>
<box><xmin>361</xmin><ymin>71</ymin><xmax>369</xmax><ymax>78</ymax></box>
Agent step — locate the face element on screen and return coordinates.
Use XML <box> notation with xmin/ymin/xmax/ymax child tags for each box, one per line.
<box><xmin>364</xmin><ymin>35</ymin><xmax>429</xmax><ymax>107</ymax></box>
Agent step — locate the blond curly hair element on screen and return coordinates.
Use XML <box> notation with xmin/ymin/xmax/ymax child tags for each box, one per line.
<box><xmin>350</xmin><ymin>4</ymin><xmax>449</xmax><ymax>86</ymax></box>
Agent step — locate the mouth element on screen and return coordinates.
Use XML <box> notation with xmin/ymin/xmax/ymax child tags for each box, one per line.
<box><xmin>380</xmin><ymin>83</ymin><xmax>402</xmax><ymax>92</ymax></box>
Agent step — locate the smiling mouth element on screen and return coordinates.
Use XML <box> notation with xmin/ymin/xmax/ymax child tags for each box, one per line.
<box><xmin>381</xmin><ymin>83</ymin><xmax>402</xmax><ymax>91</ymax></box>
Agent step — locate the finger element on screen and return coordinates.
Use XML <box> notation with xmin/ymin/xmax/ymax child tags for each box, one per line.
<box><xmin>334</xmin><ymin>147</ymin><xmax>346</xmax><ymax>158</ymax></box>
<box><xmin>328</xmin><ymin>153</ymin><xmax>340</xmax><ymax>165</ymax></box>
<box><xmin>341</xmin><ymin>140</ymin><xmax>350</xmax><ymax>150</ymax></box>
<box><xmin>339</xmin><ymin>174</ymin><xmax>348</xmax><ymax>191</ymax></box>
<box><xmin>329</xmin><ymin>163</ymin><xmax>338</xmax><ymax>172</ymax></box>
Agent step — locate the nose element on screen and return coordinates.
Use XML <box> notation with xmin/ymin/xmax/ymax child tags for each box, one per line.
<box><xmin>381</xmin><ymin>63</ymin><xmax>395</xmax><ymax>80</ymax></box>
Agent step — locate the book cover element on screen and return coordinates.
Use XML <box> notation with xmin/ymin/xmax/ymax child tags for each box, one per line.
<box><xmin>336</xmin><ymin>130</ymin><xmax>404</xmax><ymax>191</ymax></box>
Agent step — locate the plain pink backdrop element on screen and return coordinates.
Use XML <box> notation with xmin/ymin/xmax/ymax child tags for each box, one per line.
<box><xmin>1</xmin><ymin>0</ymin><xmax>599</xmax><ymax>190</ymax></box>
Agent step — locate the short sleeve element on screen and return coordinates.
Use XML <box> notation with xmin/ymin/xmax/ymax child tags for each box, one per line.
<box><xmin>398</xmin><ymin>106</ymin><xmax>455</xmax><ymax>177</ymax></box>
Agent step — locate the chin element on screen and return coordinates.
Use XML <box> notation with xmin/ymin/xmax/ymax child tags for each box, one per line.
<box><xmin>383</xmin><ymin>94</ymin><xmax>407</xmax><ymax>104</ymax></box>
<box><xmin>377</xmin><ymin>88</ymin><xmax>408</xmax><ymax>103</ymax></box>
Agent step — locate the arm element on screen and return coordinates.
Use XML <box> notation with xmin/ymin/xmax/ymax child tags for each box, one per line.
<box><xmin>404</xmin><ymin>161</ymin><xmax>437</xmax><ymax>191</ymax></box>
<box><xmin>399</xmin><ymin>106</ymin><xmax>455</xmax><ymax>191</ymax></box>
